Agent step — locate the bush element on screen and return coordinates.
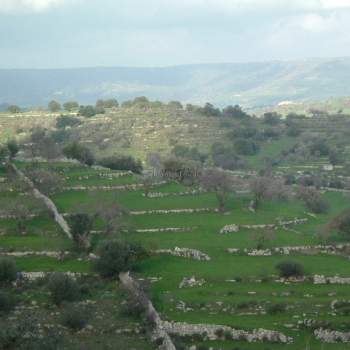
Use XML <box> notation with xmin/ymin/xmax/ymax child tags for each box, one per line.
<box><xmin>78</xmin><ymin>105</ymin><xmax>99</xmax><ymax>118</ymax></box>
<box><xmin>94</xmin><ymin>240</ymin><xmax>148</xmax><ymax>278</ymax></box>
<box><xmin>61</xmin><ymin>306</ymin><xmax>89</xmax><ymax>331</ymax></box>
<box><xmin>0</xmin><ymin>258</ymin><xmax>17</xmax><ymax>284</ymax></box>
<box><xmin>47</xmin><ymin>273</ymin><xmax>81</xmax><ymax>305</ymax></box>
<box><xmin>266</xmin><ymin>303</ymin><xmax>286</xmax><ymax>314</ymax></box>
<box><xmin>63</xmin><ymin>142</ymin><xmax>95</xmax><ymax>166</ymax></box>
<box><xmin>0</xmin><ymin>292</ymin><xmax>16</xmax><ymax>313</ymax></box>
<box><xmin>276</xmin><ymin>260</ymin><xmax>304</xmax><ymax>278</ymax></box>
<box><xmin>98</xmin><ymin>155</ymin><xmax>143</xmax><ymax>174</ymax></box>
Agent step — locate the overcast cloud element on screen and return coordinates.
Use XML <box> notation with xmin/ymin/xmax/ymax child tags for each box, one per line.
<box><xmin>0</xmin><ymin>0</ymin><xmax>350</xmax><ymax>68</ymax></box>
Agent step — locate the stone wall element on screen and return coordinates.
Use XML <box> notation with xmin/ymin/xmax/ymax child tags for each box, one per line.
<box><xmin>9</xmin><ymin>163</ymin><xmax>72</xmax><ymax>240</ymax></box>
<box><xmin>155</xmin><ymin>247</ymin><xmax>210</xmax><ymax>261</ymax></box>
<box><xmin>119</xmin><ymin>272</ymin><xmax>176</xmax><ymax>350</ymax></box>
<box><xmin>161</xmin><ymin>321</ymin><xmax>292</xmax><ymax>344</ymax></box>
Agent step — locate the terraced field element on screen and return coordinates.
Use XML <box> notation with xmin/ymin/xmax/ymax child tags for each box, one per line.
<box><xmin>2</xmin><ymin>160</ymin><xmax>350</xmax><ymax>349</ymax></box>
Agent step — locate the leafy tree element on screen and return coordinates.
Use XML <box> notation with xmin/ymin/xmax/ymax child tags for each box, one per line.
<box><xmin>48</xmin><ymin>100</ymin><xmax>61</xmax><ymax>112</ymax></box>
<box><xmin>63</xmin><ymin>101</ymin><xmax>79</xmax><ymax>112</ymax></box>
<box><xmin>78</xmin><ymin>105</ymin><xmax>99</xmax><ymax>118</ymax></box>
<box><xmin>63</xmin><ymin>142</ymin><xmax>94</xmax><ymax>166</ymax></box>
<box><xmin>70</xmin><ymin>213</ymin><xmax>94</xmax><ymax>251</ymax></box>
<box><xmin>168</xmin><ymin>101</ymin><xmax>183</xmax><ymax>109</ymax></box>
<box><xmin>0</xmin><ymin>258</ymin><xmax>17</xmax><ymax>284</ymax></box>
<box><xmin>199</xmin><ymin>103</ymin><xmax>221</xmax><ymax>117</ymax></box>
<box><xmin>6</xmin><ymin>139</ymin><xmax>19</xmax><ymax>159</ymax></box>
<box><xmin>325</xmin><ymin>210</ymin><xmax>350</xmax><ymax>240</ymax></box>
<box><xmin>94</xmin><ymin>240</ymin><xmax>148</xmax><ymax>278</ymax></box>
<box><xmin>223</xmin><ymin>105</ymin><xmax>249</xmax><ymax>119</ymax></box>
<box><xmin>7</xmin><ymin>105</ymin><xmax>21</xmax><ymax>114</ymax></box>
<box><xmin>276</xmin><ymin>261</ymin><xmax>304</xmax><ymax>278</ymax></box>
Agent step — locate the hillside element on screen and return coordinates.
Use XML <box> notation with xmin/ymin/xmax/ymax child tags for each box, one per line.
<box><xmin>2</xmin><ymin>57</ymin><xmax>350</xmax><ymax>108</ymax></box>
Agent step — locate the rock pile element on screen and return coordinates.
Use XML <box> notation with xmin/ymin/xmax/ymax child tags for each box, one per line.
<box><xmin>161</xmin><ymin>321</ymin><xmax>292</xmax><ymax>343</ymax></box>
<box><xmin>179</xmin><ymin>276</ymin><xmax>206</xmax><ymax>288</ymax></box>
<box><xmin>314</xmin><ymin>275</ymin><xmax>350</xmax><ymax>285</ymax></box>
<box><xmin>314</xmin><ymin>328</ymin><xmax>350</xmax><ymax>343</ymax></box>
<box><xmin>131</xmin><ymin>208</ymin><xmax>218</xmax><ymax>215</ymax></box>
<box><xmin>156</xmin><ymin>247</ymin><xmax>210</xmax><ymax>261</ymax></box>
<box><xmin>136</xmin><ymin>227</ymin><xmax>195</xmax><ymax>233</ymax></box>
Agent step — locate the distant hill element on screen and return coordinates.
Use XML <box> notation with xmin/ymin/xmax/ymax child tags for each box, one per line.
<box><xmin>2</xmin><ymin>57</ymin><xmax>350</xmax><ymax>108</ymax></box>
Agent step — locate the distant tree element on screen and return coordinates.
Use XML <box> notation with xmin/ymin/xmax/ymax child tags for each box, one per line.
<box><xmin>211</xmin><ymin>142</ymin><xmax>245</xmax><ymax>170</ymax></box>
<box><xmin>223</xmin><ymin>105</ymin><xmax>249</xmax><ymax>119</ymax></box>
<box><xmin>56</xmin><ymin>115</ymin><xmax>81</xmax><ymax>129</ymax></box>
<box><xmin>168</xmin><ymin>101</ymin><xmax>183</xmax><ymax>110</ymax></box>
<box><xmin>9</xmin><ymin>203</ymin><xmax>31</xmax><ymax>234</ymax></box>
<box><xmin>95</xmin><ymin>201</ymin><xmax>128</xmax><ymax>235</ymax></box>
<box><xmin>171</xmin><ymin>145</ymin><xmax>206</xmax><ymax>163</ymax></box>
<box><xmin>200</xmin><ymin>169</ymin><xmax>235</xmax><ymax>213</ymax></box>
<box><xmin>263</xmin><ymin>112</ymin><xmax>281</xmax><ymax>125</ymax></box>
<box><xmin>199</xmin><ymin>103</ymin><xmax>221</xmax><ymax>117</ymax></box>
<box><xmin>161</xmin><ymin>157</ymin><xmax>200</xmax><ymax>185</ymax></box>
<box><xmin>325</xmin><ymin>210</ymin><xmax>350</xmax><ymax>240</ymax></box>
<box><xmin>63</xmin><ymin>101</ymin><xmax>79</xmax><ymax>112</ymax></box>
<box><xmin>63</xmin><ymin>142</ymin><xmax>94</xmax><ymax>166</ymax></box>
<box><xmin>7</xmin><ymin>105</ymin><xmax>21</xmax><ymax>114</ymax></box>
<box><xmin>6</xmin><ymin>139</ymin><xmax>19</xmax><ymax>159</ymax></box>
<box><xmin>250</xmin><ymin>176</ymin><xmax>290</xmax><ymax>210</ymax></box>
<box><xmin>0</xmin><ymin>145</ymin><xmax>9</xmax><ymax>163</ymax></box>
<box><xmin>132</xmin><ymin>96</ymin><xmax>149</xmax><ymax>108</ymax></box>
<box><xmin>48</xmin><ymin>100</ymin><xmax>61</xmax><ymax>113</ymax></box>
<box><xmin>297</xmin><ymin>187</ymin><xmax>330</xmax><ymax>214</ymax></box>
<box><xmin>70</xmin><ymin>213</ymin><xmax>94</xmax><ymax>251</ymax></box>
<box><xmin>96</xmin><ymin>98</ymin><xmax>119</xmax><ymax>109</ymax></box>
<box><xmin>94</xmin><ymin>240</ymin><xmax>148</xmax><ymax>278</ymax></box>
<box><xmin>78</xmin><ymin>105</ymin><xmax>99</xmax><ymax>118</ymax></box>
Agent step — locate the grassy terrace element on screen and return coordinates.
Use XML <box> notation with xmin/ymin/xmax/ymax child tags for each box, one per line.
<box><xmin>2</xmin><ymin>161</ymin><xmax>350</xmax><ymax>349</ymax></box>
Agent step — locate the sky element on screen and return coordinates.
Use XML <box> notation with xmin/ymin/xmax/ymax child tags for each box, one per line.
<box><xmin>1</xmin><ymin>0</ymin><xmax>350</xmax><ymax>68</ymax></box>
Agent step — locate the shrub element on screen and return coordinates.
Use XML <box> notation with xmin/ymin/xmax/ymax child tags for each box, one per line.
<box><xmin>61</xmin><ymin>306</ymin><xmax>89</xmax><ymax>331</ymax></box>
<box><xmin>276</xmin><ymin>260</ymin><xmax>304</xmax><ymax>278</ymax></box>
<box><xmin>0</xmin><ymin>292</ymin><xmax>16</xmax><ymax>313</ymax></box>
<box><xmin>234</xmin><ymin>139</ymin><xmax>260</xmax><ymax>155</ymax></box>
<box><xmin>47</xmin><ymin>273</ymin><xmax>81</xmax><ymax>305</ymax></box>
<box><xmin>266</xmin><ymin>303</ymin><xmax>286</xmax><ymax>314</ymax></box>
<box><xmin>0</xmin><ymin>258</ymin><xmax>17</xmax><ymax>284</ymax></box>
<box><xmin>63</xmin><ymin>142</ymin><xmax>95</xmax><ymax>166</ymax></box>
<box><xmin>94</xmin><ymin>240</ymin><xmax>148</xmax><ymax>278</ymax></box>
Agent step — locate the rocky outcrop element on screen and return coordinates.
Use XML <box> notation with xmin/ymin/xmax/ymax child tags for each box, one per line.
<box><xmin>161</xmin><ymin>321</ymin><xmax>292</xmax><ymax>343</ymax></box>
<box><xmin>156</xmin><ymin>247</ymin><xmax>210</xmax><ymax>261</ymax></box>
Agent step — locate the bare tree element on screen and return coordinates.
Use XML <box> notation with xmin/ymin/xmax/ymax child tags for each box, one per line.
<box><xmin>26</xmin><ymin>169</ymin><xmax>63</xmax><ymax>195</ymax></box>
<box><xmin>200</xmin><ymin>169</ymin><xmax>236</xmax><ymax>213</ymax></box>
<box><xmin>250</xmin><ymin>176</ymin><xmax>290</xmax><ymax>210</ymax></box>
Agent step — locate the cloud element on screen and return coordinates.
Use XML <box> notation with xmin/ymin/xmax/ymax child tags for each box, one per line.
<box><xmin>0</xmin><ymin>0</ymin><xmax>75</xmax><ymax>13</ymax></box>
